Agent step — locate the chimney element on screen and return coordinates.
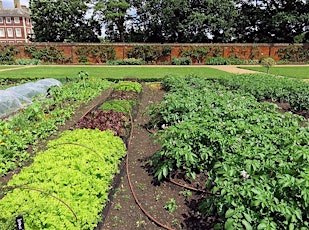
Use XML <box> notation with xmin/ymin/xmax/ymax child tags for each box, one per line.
<box><xmin>21</xmin><ymin>5</ymin><xmax>28</xmax><ymax>12</ymax></box>
<box><xmin>14</xmin><ymin>0</ymin><xmax>21</xmax><ymax>8</ymax></box>
<box><xmin>0</xmin><ymin>1</ymin><xmax>3</xmax><ymax>9</ymax></box>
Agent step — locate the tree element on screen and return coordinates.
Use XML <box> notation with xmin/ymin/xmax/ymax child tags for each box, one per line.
<box><xmin>234</xmin><ymin>0</ymin><xmax>309</xmax><ymax>43</ymax></box>
<box><xmin>131</xmin><ymin>0</ymin><xmax>238</xmax><ymax>43</ymax></box>
<box><xmin>93</xmin><ymin>0</ymin><xmax>131</xmax><ymax>42</ymax></box>
<box><xmin>29</xmin><ymin>0</ymin><xmax>101</xmax><ymax>42</ymax></box>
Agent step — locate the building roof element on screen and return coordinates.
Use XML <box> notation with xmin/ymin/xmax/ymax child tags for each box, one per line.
<box><xmin>0</xmin><ymin>8</ymin><xmax>29</xmax><ymax>17</ymax></box>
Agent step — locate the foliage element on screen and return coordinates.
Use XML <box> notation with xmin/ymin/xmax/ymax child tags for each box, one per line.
<box><xmin>0</xmin><ymin>129</ymin><xmax>126</xmax><ymax>230</ymax></box>
<box><xmin>171</xmin><ymin>57</ymin><xmax>192</xmax><ymax>65</ymax></box>
<box><xmin>113</xmin><ymin>81</ymin><xmax>143</xmax><ymax>93</ymax></box>
<box><xmin>179</xmin><ymin>46</ymin><xmax>211</xmax><ymax>63</ymax></box>
<box><xmin>277</xmin><ymin>45</ymin><xmax>309</xmax><ymax>63</ymax></box>
<box><xmin>261</xmin><ymin>57</ymin><xmax>276</xmax><ymax>74</ymax></box>
<box><xmin>0</xmin><ymin>77</ymin><xmax>112</xmax><ymax>176</ymax></box>
<box><xmin>0</xmin><ymin>45</ymin><xmax>19</xmax><ymax>64</ymax></box>
<box><xmin>93</xmin><ymin>0</ymin><xmax>131</xmax><ymax>42</ymax></box>
<box><xmin>75</xmin><ymin>110</ymin><xmax>129</xmax><ymax>137</ymax></box>
<box><xmin>218</xmin><ymin>74</ymin><xmax>309</xmax><ymax>112</ymax></box>
<box><xmin>24</xmin><ymin>45</ymin><xmax>71</xmax><ymax>64</ymax></box>
<box><xmin>148</xmin><ymin>74</ymin><xmax>309</xmax><ymax>229</ymax></box>
<box><xmin>29</xmin><ymin>0</ymin><xmax>100</xmax><ymax>42</ymax></box>
<box><xmin>14</xmin><ymin>59</ymin><xmax>42</xmax><ymax>65</ymax></box>
<box><xmin>107</xmin><ymin>58</ymin><xmax>144</xmax><ymax>65</ymax></box>
<box><xmin>164</xmin><ymin>198</ymin><xmax>178</xmax><ymax>213</ymax></box>
<box><xmin>92</xmin><ymin>45</ymin><xmax>116</xmax><ymax>63</ymax></box>
<box><xmin>126</xmin><ymin>45</ymin><xmax>171</xmax><ymax>64</ymax></box>
<box><xmin>205</xmin><ymin>57</ymin><xmax>231</xmax><ymax>65</ymax></box>
<box><xmin>99</xmin><ymin>99</ymin><xmax>136</xmax><ymax>115</ymax></box>
<box><xmin>234</xmin><ymin>0</ymin><xmax>309</xmax><ymax>43</ymax></box>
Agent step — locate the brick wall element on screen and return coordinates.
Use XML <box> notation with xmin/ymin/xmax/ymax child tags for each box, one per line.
<box><xmin>11</xmin><ymin>43</ymin><xmax>309</xmax><ymax>64</ymax></box>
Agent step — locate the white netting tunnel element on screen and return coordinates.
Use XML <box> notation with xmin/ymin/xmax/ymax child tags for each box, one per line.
<box><xmin>0</xmin><ymin>78</ymin><xmax>62</xmax><ymax>118</ymax></box>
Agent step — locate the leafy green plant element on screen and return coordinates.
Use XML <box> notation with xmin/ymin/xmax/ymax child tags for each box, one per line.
<box><xmin>148</xmin><ymin>75</ymin><xmax>309</xmax><ymax>229</ymax></box>
<box><xmin>261</xmin><ymin>57</ymin><xmax>276</xmax><ymax>73</ymax></box>
<box><xmin>99</xmin><ymin>99</ymin><xmax>136</xmax><ymax>115</ymax></box>
<box><xmin>171</xmin><ymin>57</ymin><xmax>192</xmax><ymax>65</ymax></box>
<box><xmin>0</xmin><ymin>45</ymin><xmax>19</xmax><ymax>64</ymax></box>
<box><xmin>107</xmin><ymin>58</ymin><xmax>144</xmax><ymax>65</ymax></box>
<box><xmin>113</xmin><ymin>81</ymin><xmax>143</xmax><ymax>93</ymax></box>
<box><xmin>14</xmin><ymin>58</ymin><xmax>42</xmax><ymax>65</ymax></box>
<box><xmin>164</xmin><ymin>198</ymin><xmax>178</xmax><ymax>213</ymax></box>
<box><xmin>24</xmin><ymin>45</ymin><xmax>71</xmax><ymax>64</ymax></box>
<box><xmin>205</xmin><ymin>57</ymin><xmax>231</xmax><ymax>65</ymax></box>
<box><xmin>0</xmin><ymin>129</ymin><xmax>126</xmax><ymax>230</ymax></box>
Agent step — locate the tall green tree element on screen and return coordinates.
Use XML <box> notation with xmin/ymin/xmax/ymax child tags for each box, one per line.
<box><xmin>131</xmin><ymin>0</ymin><xmax>238</xmax><ymax>43</ymax></box>
<box><xmin>93</xmin><ymin>0</ymin><xmax>131</xmax><ymax>42</ymax></box>
<box><xmin>234</xmin><ymin>0</ymin><xmax>309</xmax><ymax>43</ymax></box>
<box><xmin>29</xmin><ymin>0</ymin><xmax>101</xmax><ymax>42</ymax></box>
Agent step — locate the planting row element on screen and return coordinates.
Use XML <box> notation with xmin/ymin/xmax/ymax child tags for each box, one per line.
<box><xmin>0</xmin><ymin>76</ymin><xmax>113</xmax><ymax>176</ymax></box>
<box><xmin>218</xmin><ymin>73</ymin><xmax>309</xmax><ymax>112</ymax></box>
<box><xmin>148</xmin><ymin>75</ymin><xmax>308</xmax><ymax>229</ymax></box>
<box><xmin>0</xmin><ymin>80</ymin><xmax>143</xmax><ymax>229</ymax></box>
<box><xmin>0</xmin><ymin>129</ymin><xmax>126</xmax><ymax>229</ymax></box>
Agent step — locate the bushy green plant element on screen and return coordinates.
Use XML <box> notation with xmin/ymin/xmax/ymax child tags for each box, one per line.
<box><xmin>261</xmin><ymin>57</ymin><xmax>276</xmax><ymax>73</ymax></box>
<box><xmin>24</xmin><ymin>45</ymin><xmax>71</xmax><ymax>64</ymax></box>
<box><xmin>148</xmin><ymin>75</ymin><xmax>309</xmax><ymax>229</ymax></box>
<box><xmin>171</xmin><ymin>57</ymin><xmax>192</xmax><ymax>65</ymax></box>
<box><xmin>113</xmin><ymin>81</ymin><xmax>143</xmax><ymax>93</ymax></box>
<box><xmin>14</xmin><ymin>59</ymin><xmax>42</xmax><ymax>65</ymax></box>
<box><xmin>205</xmin><ymin>57</ymin><xmax>231</xmax><ymax>65</ymax></box>
<box><xmin>99</xmin><ymin>99</ymin><xmax>136</xmax><ymax>115</ymax></box>
<box><xmin>0</xmin><ymin>45</ymin><xmax>19</xmax><ymax>64</ymax></box>
<box><xmin>107</xmin><ymin>58</ymin><xmax>144</xmax><ymax>65</ymax></box>
<box><xmin>218</xmin><ymin>73</ymin><xmax>309</xmax><ymax>112</ymax></box>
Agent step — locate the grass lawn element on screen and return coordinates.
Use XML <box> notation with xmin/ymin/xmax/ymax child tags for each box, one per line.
<box><xmin>239</xmin><ymin>66</ymin><xmax>309</xmax><ymax>79</ymax></box>
<box><xmin>0</xmin><ymin>65</ymin><xmax>231</xmax><ymax>80</ymax></box>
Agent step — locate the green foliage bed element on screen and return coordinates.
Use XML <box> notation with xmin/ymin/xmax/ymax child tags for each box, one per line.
<box><xmin>0</xmin><ymin>129</ymin><xmax>126</xmax><ymax>230</ymax></box>
<box><xmin>148</xmin><ymin>75</ymin><xmax>309</xmax><ymax>229</ymax></box>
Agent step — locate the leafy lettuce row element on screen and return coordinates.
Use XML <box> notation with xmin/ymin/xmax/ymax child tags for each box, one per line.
<box><xmin>0</xmin><ymin>129</ymin><xmax>126</xmax><ymax>230</ymax></box>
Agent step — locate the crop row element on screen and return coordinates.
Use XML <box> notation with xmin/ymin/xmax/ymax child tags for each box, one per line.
<box><xmin>148</xmin><ymin>75</ymin><xmax>309</xmax><ymax>229</ymax></box>
<box><xmin>217</xmin><ymin>73</ymin><xmax>309</xmax><ymax>112</ymax></box>
<box><xmin>0</xmin><ymin>129</ymin><xmax>126</xmax><ymax>229</ymax></box>
<box><xmin>0</xmin><ymin>77</ymin><xmax>113</xmax><ymax>176</ymax></box>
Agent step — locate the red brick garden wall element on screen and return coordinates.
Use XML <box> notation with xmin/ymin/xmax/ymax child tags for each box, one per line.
<box><xmin>12</xmin><ymin>43</ymin><xmax>309</xmax><ymax>64</ymax></box>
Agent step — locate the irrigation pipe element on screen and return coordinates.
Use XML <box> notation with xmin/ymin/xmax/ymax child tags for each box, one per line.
<box><xmin>126</xmin><ymin>111</ymin><xmax>175</xmax><ymax>230</ymax></box>
<box><xmin>2</xmin><ymin>185</ymin><xmax>78</xmax><ymax>221</ymax></box>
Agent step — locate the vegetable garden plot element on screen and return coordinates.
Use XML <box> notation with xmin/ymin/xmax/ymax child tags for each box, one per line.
<box><xmin>0</xmin><ymin>129</ymin><xmax>126</xmax><ymax>230</ymax></box>
<box><xmin>0</xmin><ymin>80</ymin><xmax>143</xmax><ymax>229</ymax></box>
<box><xmin>147</xmin><ymin>75</ymin><xmax>309</xmax><ymax>229</ymax></box>
<box><xmin>0</xmin><ymin>77</ymin><xmax>112</xmax><ymax>176</ymax></box>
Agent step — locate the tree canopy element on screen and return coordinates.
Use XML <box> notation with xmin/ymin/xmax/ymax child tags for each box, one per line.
<box><xmin>29</xmin><ymin>0</ymin><xmax>101</xmax><ymax>42</ymax></box>
<box><xmin>29</xmin><ymin>0</ymin><xmax>309</xmax><ymax>43</ymax></box>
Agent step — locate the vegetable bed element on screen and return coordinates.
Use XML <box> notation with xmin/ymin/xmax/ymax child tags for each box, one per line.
<box><xmin>0</xmin><ymin>129</ymin><xmax>126</xmax><ymax>229</ymax></box>
<box><xmin>148</xmin><ymin>75</ymin><xmax>309</xmax><ymax>229</ymax></box>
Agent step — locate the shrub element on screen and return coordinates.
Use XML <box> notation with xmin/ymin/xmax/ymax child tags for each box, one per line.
<box><xmin>171</xmin><ymin>57</ymin><xmax>192</xmax><ymax>65</ymax></box>
<box><xmin>205</xmin><ymin>57</ymin><xmax>231</xmax><ymax>65</ymax></box>
<box><xmin>261</xmin><ymin>57</ymin><xmax>276</xmax><ymax>73</ymax></box>
<box><xmin>15</xmin><ymin>59</ymin><xmax>42</xmax><ymax>65</ymax></box>
<box><xmin>107</xmin><ymin>58</ymin><xmax>144</xmax><ymax>65</ymax></box>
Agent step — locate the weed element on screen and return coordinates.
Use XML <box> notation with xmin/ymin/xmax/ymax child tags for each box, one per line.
<box><xmin>164</xmin><ymin>198</ymin><xmax>178</xmax><ymax>213</ymax></box>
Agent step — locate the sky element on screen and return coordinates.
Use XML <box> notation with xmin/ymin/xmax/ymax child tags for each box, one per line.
<box><xmin>3</xmin><ymin>0</ymin><xmax>29</xmax><ymax>8</ymax></box>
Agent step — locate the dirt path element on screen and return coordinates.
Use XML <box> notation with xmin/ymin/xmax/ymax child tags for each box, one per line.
<box><xmin>100</xmin><ymin>83</ymin><xmax>212</xmax><ymax>230</ymax></box>
<box><xmin>206</xmin><ymin>65</ymin><xmax>259</xmax><ymax>74</ymax></box>
<box><xmin>0</xmin><ymin>66</ymin><xmax>37</xmax><ymax>72</ymax></box>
